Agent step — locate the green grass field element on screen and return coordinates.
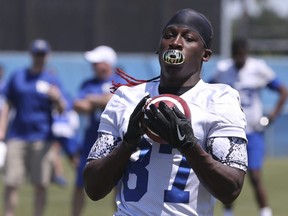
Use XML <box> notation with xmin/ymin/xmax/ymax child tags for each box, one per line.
<box><xmin>1</xmin><ymin>157</ymin><xmax>288</xmax><ymax>216</ymax></box>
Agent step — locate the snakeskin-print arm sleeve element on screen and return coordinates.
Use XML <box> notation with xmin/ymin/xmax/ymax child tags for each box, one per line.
<box><xmin>87</xmin><ymin>132</ymin><xmax>122</xmax><ymax>161</ymax></box>
<box><xmin>207</xmin><ymin>137</ymin><xmax>248</xmax><ymax>172</ymax></box>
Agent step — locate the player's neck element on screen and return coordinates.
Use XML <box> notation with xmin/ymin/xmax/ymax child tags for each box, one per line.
<box><xmin>158</xmin><ymin>85</ymin><xmax>194</xmax><ymax>96</ymax></box>
<box><xmin>30</xmin><ymin>65</ymin><xmax>44</xmax><ymax>74</ymax></box>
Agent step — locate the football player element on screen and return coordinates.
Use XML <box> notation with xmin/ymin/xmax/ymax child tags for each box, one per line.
<box><xmin>83</xmin><ymin>9</ymin><xmax>248</xmax><ymax>216</ymax></box>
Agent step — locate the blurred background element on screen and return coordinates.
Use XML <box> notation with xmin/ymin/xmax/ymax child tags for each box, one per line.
<box><xmin>0</xmin><ymin>0</ymin><xmax>287</xmax><ymax>156</ymax></box>
<box><xmin>0</xmin><ymin>0</ymin><xmax>288</xmax><ymax>215</ymax></box>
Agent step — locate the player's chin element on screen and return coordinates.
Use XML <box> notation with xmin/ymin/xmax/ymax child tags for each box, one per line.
<box><xmin>162</xmin><ymin>63</ymin><xmax>184</xmax><ymax>74</ymax></box>
<box><xmin>162</xmin><ymin>61</ymin><xmax>184</xmax><ymax>67</ymax></box>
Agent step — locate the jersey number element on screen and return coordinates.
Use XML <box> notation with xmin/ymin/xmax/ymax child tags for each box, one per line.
<box><xmin>123</xmin><ymin>139</ymin><xmax>191</xmax><ymax>203</ymax></box>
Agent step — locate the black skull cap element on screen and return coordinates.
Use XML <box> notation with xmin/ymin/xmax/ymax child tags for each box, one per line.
<box><xmin>163</xmin><ymin>8</ymin><xmax>213</xmax><ymax>48</ymax></box>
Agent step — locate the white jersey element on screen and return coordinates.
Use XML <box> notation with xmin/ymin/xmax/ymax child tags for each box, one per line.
<box><xmin>90</xmin><ymin>79</ymin><xmax>247</xmax><ymax>216</ymax></box>
<box><xmin>212</xmin><ymin>57</ymin><xmax>276</xmax><ymax>133</ymax></box>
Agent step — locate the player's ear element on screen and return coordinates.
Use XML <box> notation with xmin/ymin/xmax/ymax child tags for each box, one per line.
<box><xmin>202</xmin><ymin>49</ymin><xmax>212</xmax><ymax>62</ymax></box>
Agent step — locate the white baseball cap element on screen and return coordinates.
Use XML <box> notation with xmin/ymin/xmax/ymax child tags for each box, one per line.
<box><xmin>84</xmin><ymin>45</ymin><xmax>117</xmax><ymax>66</ymax></box>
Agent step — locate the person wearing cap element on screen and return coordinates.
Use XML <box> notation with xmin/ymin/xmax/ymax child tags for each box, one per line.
<box><xmin>0</xmin><ymin>39</ymin><xmax>67</xmax><ymax>216</ymax></box>
<box><xmin>83</xmin><ymin>9</ymin><xmax>248</xmax><ymax>215</ymax></box>
<box><xmin>71</xmin><ymin>45</ymin><xmax>120</xmax><ymax>216</ymax></box>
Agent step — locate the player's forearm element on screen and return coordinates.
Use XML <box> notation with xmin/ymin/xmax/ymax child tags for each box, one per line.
<box><xmin>182</xmin><ymin>144</ymin><xmax>245</xmax><ymax>204</ymax></box>
<box><xmin>269</xmin><ymin>86</ymin><xmax>288</xmax><ymax>121</ymax></box>
<box><xmin>73</xmin><ymin>99</ymin><xmax>93</xmax><ymax>113</ymax></box>
<box><xmin>87</xmin><ymin>93</ymin><xmax>112</xmax><ymax>109</ymax></box>
<box><xmin>54</xmin><ymin>97</ymin><xmax>66</xmax><ymax>113</ymax></box>
<box><xmin>83</xmin><ymin>143</ymin><xmax>132</xmax><ymax>201</ymax></box>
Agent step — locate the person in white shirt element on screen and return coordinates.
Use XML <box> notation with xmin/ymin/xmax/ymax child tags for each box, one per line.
<box><xmin>83</xmin><ymin>9</ymin><xmax>248</xmax><ymax>216</ymax></box>
<box><xmin>210</xmin><ymin>38</ymin><xmax>288</xmax><ymax>216</ymax></box>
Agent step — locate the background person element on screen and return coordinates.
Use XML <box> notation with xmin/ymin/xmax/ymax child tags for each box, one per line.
<box><xmin>0</xmin><ymin>64</ymin><xmax>8</xmax><ymax>117</ymax></box>
<box><xmin>0</xmin><ymin>64</ymin><xmax>6</xmax><ymax>102</ymax></box>
<box><xmin>209</xmin><ymin>37</ymin><xmax>288</xmax><ymax>216</ymax></box>
<box><xmin>0</xmin><ymin>39</ymin><xmax>67</xmax><ymax>216</ymax></box>
<box><xmin>83</xmin><ymin>9</ymin><xmax>248</xmax><ymax>216</ymax></box>
<box><xmin>71</xmin><ymin>45</ymin><xmax>119</xmax><ymax>216</ymax></box>
<box><xmin>51</xmin><ymin>92</ymin><xmax>80</xmax><ymax>187</ymax></box>
<box><xmin>0</xmin><ymin>64</ymin><xmax>6</xmax><ymax>170</ymax></box>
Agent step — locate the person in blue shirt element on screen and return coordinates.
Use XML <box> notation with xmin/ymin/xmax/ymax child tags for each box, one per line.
<box><xmin>71</xmin><ymin>45</ymin><xmax>120</xmax><ymax>216</ymax></box>
<box><xmin>0</xmin><ymin>39</ymin><xmax>67</xmax><ymax>216</ymax></box>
